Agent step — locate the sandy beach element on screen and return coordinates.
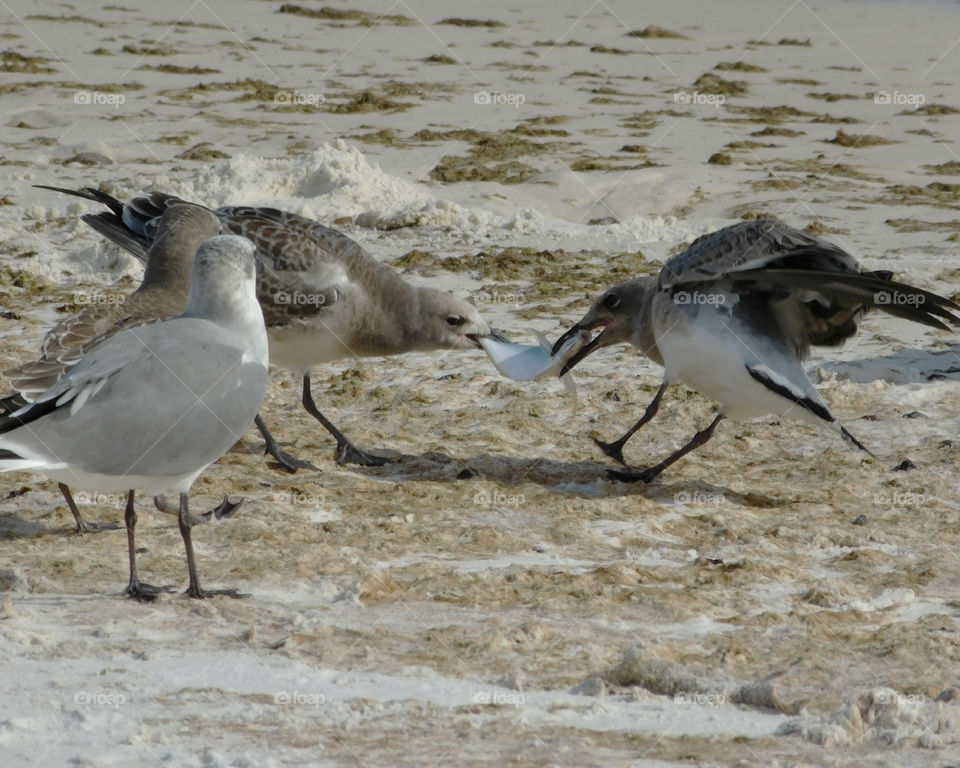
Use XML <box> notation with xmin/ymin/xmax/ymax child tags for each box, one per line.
<box><xmin>0</xmin><ymin>0</ymin><xmax>959</xmax><ymax>765</ymax></box>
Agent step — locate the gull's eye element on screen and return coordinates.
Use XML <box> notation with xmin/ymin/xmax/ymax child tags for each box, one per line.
<box><xmin>603</xmin><ymin>293</ymin><xmax>621</xmax><ymax>311</ymax></box>
<box><xmin>446</xmin><ymin>315</ymin><xmax>466</xmax><ymax>328</ymax></box>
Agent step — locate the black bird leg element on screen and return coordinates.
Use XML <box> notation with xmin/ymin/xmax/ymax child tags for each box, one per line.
<box><xmin>254</xmin><ymin>413</ymin><xmax>317</xmax><ymax>472</ymax></box>
<box><xmin>593</xmin><ymin>382</ymin><xmax>669</xmax><ymax>465</ymax></box>
<box><xmin>609</xmin><ymin>413</ymin><xmax>725</xmax><ymax>483</ymax></box>
<box><xmin>300</xmin><ymin>373</ymin><xmax>389</xmax><ymax>466</ymax></box>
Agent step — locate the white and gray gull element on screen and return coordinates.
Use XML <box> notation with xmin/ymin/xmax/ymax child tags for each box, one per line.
<box><xmin>0</xmin><ymin>203</ymin><xmax>223</xmax><ymax>533</ymax></box>
<box><xmin>552</xmin><ymin>219</ymin><xmax>960</xmax><ymax>482</ymax></box>
<box><xmin>36</xmin><ymin>185</ymin><xmax>506</xmax><ymax>472</ymax></box>
<box><xmin>0</xmin><ymin>235</ymin><xmax>270</xmax><ymax>599</ymax></box>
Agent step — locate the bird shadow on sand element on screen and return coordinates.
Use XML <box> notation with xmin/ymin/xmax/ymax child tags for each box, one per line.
<box><xmin>346</xmin><ymin>449</ymin><xmax>785</xmax><ymax>508</ymax></box>
<box><xmin>0</xmin><ymin>511</ymin><xmax>63</xmax><ymax>539</ymax></box>
<box><xmin>817</xmin><ymin>345</ymin><xmax>960</xmax><ymax>385</ymax></box>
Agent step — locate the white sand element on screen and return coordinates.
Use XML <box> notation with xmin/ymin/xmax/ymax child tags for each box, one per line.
<box><xmin>1</xmin><ymin>0</ymin><xmax>959</xmax><ymax>765</ymax></box>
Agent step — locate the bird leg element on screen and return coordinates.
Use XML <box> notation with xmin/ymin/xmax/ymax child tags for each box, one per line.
<box><xmin>609</xmin><ymin>413</ymin><xmax>725</xmax><ymax>483</ymax></box>
<box><xmin>58</xmin><ymin>483</ymin><xmax>120</xmax><ymax>534</ymax></box>
<box><xmin>178</xmin><ymin>492</ymin><xmax>248</xmax><ymax>599</ymax></box>
<box><xmin>254</xmin><ymin>413</ymin><xmax>317</xmax><ymax>473</ymax></box>
<box><xmin>593</xmin><ymin>382</ymin><xmax>668</xmax><ymax>465</ymax></box>
<box><xmin>301</xmin><ymin>373</ymin><xmax>390</xmax><ymax>466</ymax></box>
<box><xmin>123</xmin><ymin>490</ymin><xmax>175</xmax><ymax>601</ymax></box>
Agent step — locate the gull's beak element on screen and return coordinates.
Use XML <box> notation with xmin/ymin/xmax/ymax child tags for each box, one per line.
<box><xmin>466</xmin><ymin>328</ymin><xmax>510</xmax><ymax>348</ymax></box>
<box><xmin>553</xmin><ymin>319</ymin><xmax>611</xmax><ymax>376</ymax></box>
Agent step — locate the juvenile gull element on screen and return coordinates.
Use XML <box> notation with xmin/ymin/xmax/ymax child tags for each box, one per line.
<box><xmin>0</xmin><ymin>235</ymin><xmax>270</xmax><ymax>599</ymax></box>
<box><xmin>552</xmin><ymin>219</ymin><xmax>960</xmax><ymax>482</ymax></box>
<box><xmin>36</xmin><ymin>186</ymin><xmax>506</xmax><ymax>472</ymax></box>
<box><xmin>1</xmin><ymin>203</ymin><xmax>222</xmax><ymax>533</ymax></box>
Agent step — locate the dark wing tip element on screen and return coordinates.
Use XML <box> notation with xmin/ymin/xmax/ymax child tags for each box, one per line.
<box><xmin>33</xmin><ymin>185</ymin><xmax>125</xmax><ymax>216</ymax></box>
<box><xmin>745</xmin><ymin>364</ymin><xmax>835</xmax><ymax>424</ymax></box>
<box><xmin>0</xmin><ymin>397</ymin><xmax>62</xmax><ymax>437</ymax></box>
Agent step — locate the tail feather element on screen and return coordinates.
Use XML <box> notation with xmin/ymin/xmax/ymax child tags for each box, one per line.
<box><xmin>33</xmin><ymin>185</ymin><xmax>125</xmax><ymax>215</ymax></box>
<box><xmin>124</xmin><ymin>192</ymin><xmax>179</xmax><ymax>229</ymax></box>
<box><xmin>81</xmin><ymin>212</ymin><xmax>150</xmax><ymax>262</ymax></box>
<box><xmin>0</xmin><ymin>455</ymin><xmax>48</xmax><ymax>475</ymax></box>
<box><xmin>0</xmin><ymin>446</ymin><xmax>45</xmax><ymax>475</ymax></box>
<box><xmin>34</xmin><ymin>185</ymin><xmax>193</xmax><ymax>264</ymax></box>
<box><xmin>729</xmin><ymin>268</ymin><xmax>960</xmax><ymax>333</ymax></box>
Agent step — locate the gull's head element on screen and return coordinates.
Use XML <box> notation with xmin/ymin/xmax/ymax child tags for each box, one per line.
<box><xmin>551</xmin><ymin>276</ymin><xmax>657</xmax><ymax>375</ymax></box>
<box><xmin>191</xmin><ymin>235</ymin><xmax>257</xmax><ymax>285</ymax></box>
<box><xmin>416</xmin><ymin>288</ymin><xmax>508</xmax><ymax>350</ymax></box>
<box><xmin>185</xmin><ymin>235</ymin><xmax>263</xmax><ymax>336</ymax></box>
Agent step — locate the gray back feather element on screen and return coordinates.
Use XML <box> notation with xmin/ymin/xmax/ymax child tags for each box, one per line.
<box><xmin>659</xmin><ymin>220</ymin><xmax>858</xmax><ymax>288</ymax></box>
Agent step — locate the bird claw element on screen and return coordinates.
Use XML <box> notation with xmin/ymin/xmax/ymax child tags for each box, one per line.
<box><xmin>200</xmin><ymin>497</ymin><xmax>243</xmax><ymax>521</ymax></box>
<box><xmin>75</xmin><ymin>519</ymin><xmax>121</xmax><ymax>534</ymax></box>
<box><xmin>184</xmin><ymin>586</ymin><xmax>250</xmax><ymax>600</ymax></box>
<box><xmin>267</xmin><ymin>446</ymin><xmax>318</xmax><ymax>473</ymax></box>
<box><xmin>606</xmin><ymin>467</ymin><xmax>660</xmax><ymax>484</ymax></box>
<box><xmin>336</xmin><ymin>442</ymin><xmax>390</xmax><ymax>467</ymax></box>
<box><xmin>124</xmin><ymin>581</ymin><xmax>177</xmax><ymax>602</ymax></box>
<box><xmin>591</xmin><ymin>435</ymin><xmax>628</xmax><ymax>466</ymax></box>
<box><xmin>154</xmin><ymin>495</ymin><xmax>242</xmax><ymax>522</ymax></box>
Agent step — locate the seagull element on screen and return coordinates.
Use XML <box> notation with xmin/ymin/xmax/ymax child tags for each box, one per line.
<box><xmin>1</xmin><ymin>203</ymin><xmax>222</xmax><ymax>533</ymax></box>
<box><xmin>35</xmin><ymin>185</ymin><xmax>506</xmax><ymax>472</ymax></box>
<box><xmin>552</xmin><ymin>219</ymin><xmax>960</xmax><ymax>482</ymax></box>
<box><xmin>0</xmin><ymin>235</ymin><xmax>270</xmax><ymax>599</ymax></box>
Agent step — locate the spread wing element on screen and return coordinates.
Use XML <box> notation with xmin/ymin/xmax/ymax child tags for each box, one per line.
<box><xmin>660</xmin><ymin>219</ymin><xmax>960</xmax><ymax>355</ymax></box>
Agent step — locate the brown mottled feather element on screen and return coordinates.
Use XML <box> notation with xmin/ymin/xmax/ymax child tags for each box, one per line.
<box><xmin>4</xmin><ymin>204</ymin><xmax>221</xmax><ymax>399</ymax></box>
